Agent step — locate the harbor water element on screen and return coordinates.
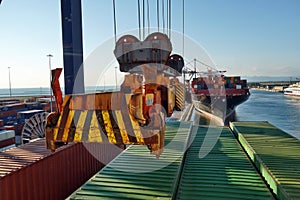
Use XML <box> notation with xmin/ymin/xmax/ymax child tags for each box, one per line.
<box><xmin>236</xmin><ymin>89</ymin><xmax>300</xmax><ymax>139</ymax></box>
<box><xmin>0</xmin><ymin>86</ymin><xmax>116</xmax><ymax>98</ymax></box>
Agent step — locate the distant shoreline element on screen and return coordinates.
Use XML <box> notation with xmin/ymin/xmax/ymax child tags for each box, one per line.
<box><xmin>250</xmin><ymin>87</ymin><xmax>284</xmax><ymax>93</ymax></box>
<box><xmin>0</xmin><ymin>95</ymin><xmax>51</xmax><ymax>102</ymax></box>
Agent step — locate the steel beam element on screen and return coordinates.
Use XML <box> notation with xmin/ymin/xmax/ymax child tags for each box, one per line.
<box><xmin>60</xmin><ymin>0</ymin><xmax>85</xmax><ymax>94</ymax></box>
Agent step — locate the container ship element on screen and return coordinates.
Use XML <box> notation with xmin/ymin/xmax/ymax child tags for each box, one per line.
<box><xmin>191</xmin><ymin>70</ymin><xmax>250</xmax><ymax>125</ymax></box>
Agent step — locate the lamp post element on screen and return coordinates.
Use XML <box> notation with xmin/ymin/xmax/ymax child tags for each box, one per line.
<box><xmin>8</xmin><ymin>67</ymin><xmax>12</xmax><ymax>97</ymax></box>
<box><xmin>47</xmin><ymin>54</ymin><xmax>53</xmax><ymax>112</ymax></box>
<box><xmin>115</xmin><ymin>66</ymin><xmax>118</xmax><ymax>90</ymax></box>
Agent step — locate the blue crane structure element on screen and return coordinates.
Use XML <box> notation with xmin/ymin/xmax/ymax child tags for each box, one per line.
<box><xmin>60</xmin><ymin>0</ymin><xmax>85</xmax><ymax>95</ymax></box>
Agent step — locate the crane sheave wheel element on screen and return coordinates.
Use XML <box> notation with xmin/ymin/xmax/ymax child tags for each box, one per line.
<box><xmin>21</xmin><ymin>112</ymin><xmax>49</xmax><ymax>144</ymax></box>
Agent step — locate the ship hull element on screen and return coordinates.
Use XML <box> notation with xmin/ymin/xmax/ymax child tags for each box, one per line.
<box><xmin>192</xmin><ymin>91</ymin><xmax>250</xmax><ymax>125</ymax></box>
<box><xmin>284</xmin><ymin>90</ymin><xmax>300</xmax><ymax>97</ymax></box>
<box><xmin>190</xmin><ymin>72</ymin><xmax>250</xmax><ymax>125</ymax></box>
<box><xmin>284</xmin><ymin>94</ymin><xmax>300</xmax><ymax>97</ymax></box>
<box><xmin>283</xmin><ymin>83</ymin><xmax>300</xmax><ymax>97</ymax></box>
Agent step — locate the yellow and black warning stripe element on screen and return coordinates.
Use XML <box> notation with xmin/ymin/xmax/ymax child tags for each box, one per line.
<box><xmin>46</xmin><ymin>92</ymin><xmax>165</xmax><ymax>158</ymax></box>
<box><xmin>49</xmin><ymin>93</ymin><xmax>161</xmax><ymax>146</ymax></box>
<box><xmin>175</xmin><ymin>82</ymin><xmax>185</xmax><ymax>111</ymax></box>
<box><xmin>52</xmin><ymin>108</ymin><xmax>150</xmax><ymax>145</ymax></box>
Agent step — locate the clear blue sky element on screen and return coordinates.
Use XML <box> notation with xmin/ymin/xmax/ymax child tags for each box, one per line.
<box><xmin>0</xmin><ymin>0</ymin><xmax>299</xmax><ymax>88</ymax></box>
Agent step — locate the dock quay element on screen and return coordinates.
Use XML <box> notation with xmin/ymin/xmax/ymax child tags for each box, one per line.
<box><xmin>0</xmin><ymin>105</ymin><xmax>299</xmax><ymax>199</ymax></box>
<box><xmin>249</xmin><ymin>81</ymin><xmax>295</xmax><ymax>89</ymax></box>
<box><xmin>248</xmin><ymin>80</ymin><xmax>299</xmax><ymax>92</ymax></box>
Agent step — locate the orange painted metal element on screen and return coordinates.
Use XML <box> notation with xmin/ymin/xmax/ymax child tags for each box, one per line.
<box><xmin>0</xmin><ymin>139</ymin><xmax>123</xmax><ymax>200</ymax></box>
<box><xmin>51</xmin><ymin>68</ymin><xmax>63</xmax><ymax>113</ymax></box>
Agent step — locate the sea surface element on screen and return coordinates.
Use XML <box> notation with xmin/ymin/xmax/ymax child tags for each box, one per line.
<box><xmin>0</xmin><ymin>87</ymin><xmax>51</xmax><ymax>97</ymax></box>
<box><xmin>235</xmin><ymin>89</ymin><xmax>300</xmax><ymax>139</ymax></box>
<box><xmin>0</xmin><ymin>86</ymin><xmax>116</xmax><ymax>98</ymax></box>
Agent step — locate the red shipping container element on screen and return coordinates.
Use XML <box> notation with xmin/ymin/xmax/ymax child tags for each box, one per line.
<box><xmin>0</xmin><ymin>139</ymin><xmax>124</xmax><ymax>200</ymax></box>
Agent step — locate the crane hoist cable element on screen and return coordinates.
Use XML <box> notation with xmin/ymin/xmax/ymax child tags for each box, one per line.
<box><xmin>113</xmin><ymin>0</ymin><xmax>175</xmax><ymax>42</ymax></box>
<box><xmin>168</xmin><ymin>0</ymin><xmax>171</xmax><ymax>39</ymax></box>
<box><xmin>137</xmin><ymin>0</ymin><xmax>141</xmax><ymax>40</ymax></box>
<box><xmin>157</xmin><ymin>0</ymin><xmax>160</xmax><ymax>32</ymax></box>
<box><xmin>182</xmin><ymin>0</ymin><xmax>185</xmax><ymax>57</ymax></box>
<box><xmin>143</xmin><ymin>0</ymin><xmax>145</xmax><ymax>39</ymax></box>
<box><xmin>162</xmin><ymin>0</ymin><xmax>165</xmax><ymax>33</ymax></box>
<box><xmin>166</xmin><ymin>0</ymin><xmax>169</xmax><ymax>36</ymax></box>
<box><xmin>147</xmin><ymin>0</ymin><xmax>150</xmax><ymax>35</ymax></box>
<box><xmin>113</xmin><ymin>0</ymin><xmax>117</xmax><ymax>44</ymax></box>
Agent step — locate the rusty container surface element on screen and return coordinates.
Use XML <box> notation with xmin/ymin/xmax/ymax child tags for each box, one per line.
<box><xmin>0</xmin><ymin>139</ymin><xmax>123</xmax><ymax>200</ymax></box>
<box><xmin>0</xmin><ymin>130</ymin><xmax>15</xmax><ymax>149</ymax></box>
<box><xmin>0</xmin><ymin>138</ymin><xmax>15</xmax><ymax>149</ymax></box>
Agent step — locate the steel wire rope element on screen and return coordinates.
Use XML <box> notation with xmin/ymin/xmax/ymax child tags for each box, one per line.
<box><xmin>142</xmin><ymin>0</ymin><xmax>145</xmax><ymax>40</ymax></box>
<box><xmin>184</xmin><ymin>59</ymin><xmax>217</xmax><ymax>73</ymax></box>
<box><xmin>185</xmin><ymin>60</ymin><xmax>195</xmax><ymax>69</ymax></box>
<box><xmin>181</xmin><ymin>0</ymin><xmax>186</xmax><ymax>86</ymax></box>
<box><xmin>162</xmin><ymin>0</ymin><xmax>165</xmax><ymax>33</ymax></box>
<box><xmin>113</xmin><ymin>0</ymin><xmax>117</xmax><ymax>44</ymax></box>
<box><xmin>195</xmin><ymin>59</ymin><xmax>217</xmax><ymax>71</ymax></box>
<box><xmin>166</xmin><ymin>0</ymin><xmax>169</xmax><ymax>37</ymax></box>
<box><xmin>147</xmin><ymin>0</ymin><xmax>150</xmax><ymax>35</ymax></box>
<box><xmin>168</xmin><ymin>0</ymin><xmax>171</xmax><ymax>39</ymax></box>
<box><xmin>182</xmin><ymin>0</ymin><xmax>185</xmax><ymax>57</ymax></box>
<box><xmin>157</xmin><ymin>0</ymin><xmax>160</xmax><ymax>32</ymax></box>
<box><xmin>138</xmin><ymin>0</ymin><xmax>141</xmax><ymax>40</ymax></box>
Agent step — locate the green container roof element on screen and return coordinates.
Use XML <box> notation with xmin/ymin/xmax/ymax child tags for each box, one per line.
<box><xmin>176</xmin><ymin>126</ymin><xmax>273</xmax><ymax>200</ymax></box>
<box><xmin>68</xmin><ymin>122</ymin><xmax>274</xmax><ymax>199</ymax></box>
<box><xmin>68</xmin><ymin>122</ymin><xmax>192</xmax><ymax>199</ymax></box>
<box><xmin>230</xmin><ymin>121</ymin><xmax>300</xmax><ymax>200</ymax></box>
